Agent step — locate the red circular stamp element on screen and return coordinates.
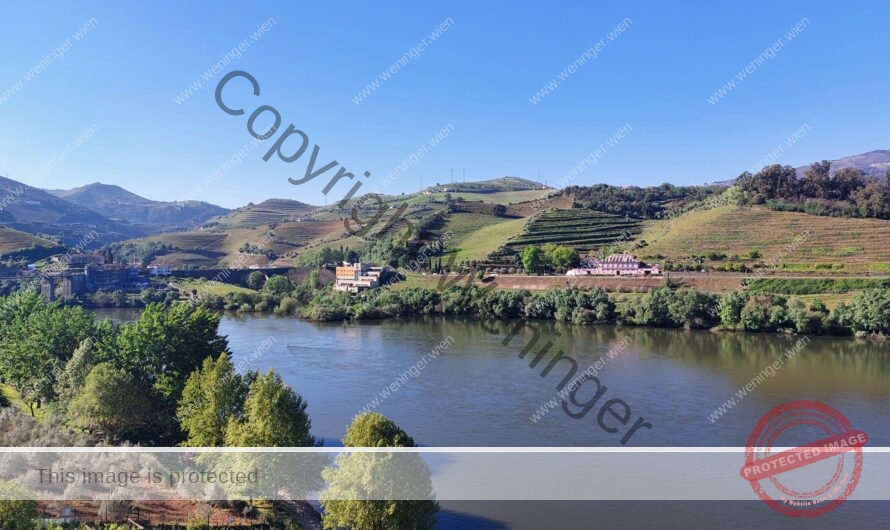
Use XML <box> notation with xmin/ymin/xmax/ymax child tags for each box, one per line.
<box><xmin>740</xmin><ymin>400</ymin><xmax>867</xmax><ymax>517</ymax></box>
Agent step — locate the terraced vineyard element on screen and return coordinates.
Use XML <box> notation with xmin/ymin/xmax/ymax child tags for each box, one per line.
<box><xmin>214</xmin><ymin>199</ymin><xmax>318</xmax><ymax>228</ymax></box>
<box><xmin>0</xmin><ymin>226</ymin><xmax>56</xmax><ymax>254</ymax></box>
<box><xmin>507</xmin><ymin>209</ymin><xmax>641</xmax><ymax>251</ymax></box>
<box><xmin>638</xmin><ymin>206</ymin><xmax>890</xmax><ymax>273</ymax></box>
<box><xmin>430</xmin><ymin>213</ymin><xmax>528</xmax><ymax>261</ymax></box>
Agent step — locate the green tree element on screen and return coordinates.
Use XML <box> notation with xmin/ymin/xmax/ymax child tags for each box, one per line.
<box><xmin>112</xmin><ymin>289</ymin><xmax>128</xmax><ymax>307</ymax></box>
<box><xmin>520</xmin><ymin>245</ymin><xmax>543</xmax><ymax>274</ymax></box>
<box><xmin>98</xmin><ymin>303</ymin><xmax>228</xmax><ymax>439</ymax></box>
<box><xmin>264</xmin><ymin>275</ymin><xmax>293</xmax><ymax>296</ymax></box>
<box><xmin>55</xmin><ymin>338</ymin><xmax>98</xmax><ymax>405</ymax></box>
<box><xmin>541</xmin><ymin>243</ymin><xmax>580</xmax><ymax>271</ymax></box>
<box><xmin>178</xmin><ymin>353</ymin><xmax>249</xmax><ymax>447</ymax></box>
<box><xmin>321</xmin><ymin>413</ymin><xmax>439</xmax><ymax>530</ymax></box>
<box><xmin>0</xmin><ymin>290</ymin><xmax>97</xmax><ymax>415</ymax></box>
<box><xmin>246</xmin><ymin>271</ymin><xmax>267</xmax><ymax>290</ymax></box>
<box><xmin>834</xmin><ymin>289</ymin><xmax>890</xmax><ymax>335</ymax></box>
<box><xmin>68</xmin><ymin>363</ymin><xmax>153</xmax><ymax>439</ymax></box>
<box><xmin>0</xmin><ymin>481</ymin><xmax>38</xmax><ymax>530</ymax></box>
<box><xmin>224</xmin><ymin>370</ymin><xmax>317</xmax><ymax>447</ymax></box>
<box><xmin>719</xmin><ymin>291</ymin><xmax>748</xmax><ymax>328</ymax></box>
<box><xmin>105</xmin><ymin>303</ymin><xmax>228</xmax><ymax>402</ymax></box>
<box><xmin>668</xmin><ymin>289</ymin><xmax>720</xmax><ymax>329</ymax></box>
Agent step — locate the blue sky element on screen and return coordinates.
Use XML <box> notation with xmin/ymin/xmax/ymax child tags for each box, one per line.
<box><xmin>1</xmin><ymin>0</ymin><xmax>888</xmax><ymax>208</ymax></box>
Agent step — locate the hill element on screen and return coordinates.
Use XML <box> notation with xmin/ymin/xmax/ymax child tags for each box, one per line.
<box><xmin>795</xmin><ymin>149</ymin><xmax>890</xmax><ymax>180</ymax></box>
<box><xmin>0</xmin><ymin>226</ymin><xmax>58</xmax><ymax>256</ymax></box>
<box><xmin>636</xmin><ymin>205</ymin><xmax>890</xmax><ymax>273</ymax></box>
<box><xmin>426</xmin><ymin>176</ymin><xmax>549</xmax><ymax>193</ymax></box>
<box><xmin>209</xmin><ymin>199</ymin><xmax>318</xmax><ymax>229</ymax></box>
<box><xmin>102</xmin><ymin>172</ymin><xmax>890</xmax><ymax>275</ymax></box>
<box><xmin>0</xmin><ymin>176</ymin><xmax>142</xmax><ymax>248</ymax></box>
<box><xmin>113</xmin><ymin>218</ymin><xmax>348</xmax><ymax>268</ymax></box>
<box><xmin>48</xmin><ymin>182</ymin><xmax>229</xmax><ymax>231</ymax></box>
<box><xmin>508</xmin><ymin>209</ymin><xmax>641</xmax><ymax>252</ymax></box>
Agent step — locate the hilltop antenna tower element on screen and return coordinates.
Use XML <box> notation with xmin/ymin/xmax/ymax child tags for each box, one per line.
<box><xmin>463</xmin><ymin>168</ymin><xmax>465</xmax><ymax>183</ymax></box>
<box><xmin>450</xmin><ymin>168</ymin><xmax>453</xmax><ymax>184</ymax></box>
<box><xmin>420</xmin><ymin>172</ymin><xmax>423</xmax><ymax>193</ymax></box>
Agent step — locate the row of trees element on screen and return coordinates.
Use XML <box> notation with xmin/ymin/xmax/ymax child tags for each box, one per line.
<box><xmin>737</xmin><ymin>162</ymin><xmax>890</xmax><ymax>218</ymax></box>
<box><xmin>564</xmin><ymin>183</ymin><xmax>720</xmax><ymax>219</ymax></box>
<box><xmin>194</xmin><ymin>268</ymin><xmax>890</xmax><ymax>338</ymax></box>
<box><xmin>519</xmin><ymin>243</ymin><xmax>581</xmax><ymax>273</ymax></box>
<box><xmin>300</xmin><ymin>282</ymin><xmax>890</xmax><ymax>336</ymax></box>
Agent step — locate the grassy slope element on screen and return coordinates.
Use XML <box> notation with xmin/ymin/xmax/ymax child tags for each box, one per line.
<box><xmin>0</xmin><ymin>226</ymin><xmax>56</xmax><ymax>254</ymax></box>
<box><xmin>435</xmin><ymin>213</ymin><xmax>528</xmax><ymax>261</ymax></box>
<box><xmin>638</xmin><ymin>205</ymin><xmax>890</xmax><ymax>273</ymax></box>
<box><xmin>1</xmin><ymin>384</ymin><xmax>46</xmax><ymax>420</ymax></box>
<box><xmin>127</xmin><ymin>220</ymin><xmax>346</xmax><ymax>267</ymax></box>
<box><xmin>174</xmin><ymin>278</ymin><xmax>257</xmax><ymax>296</ymax></box>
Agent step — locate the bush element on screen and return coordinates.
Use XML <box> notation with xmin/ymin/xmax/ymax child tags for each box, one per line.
<box><xmin>264</xmin><ymin>275</ymin><xmax>293</xmax><ymax>296</ymax></box>
<box><xmin>832</xmin><ymin>289</ymin><xmax>890</xmax><ymax>335</ymax></box>
<box><xmin>246</xmin><ymin>271</ymin><xmax>267</xmax><ymax>290</ymax></box>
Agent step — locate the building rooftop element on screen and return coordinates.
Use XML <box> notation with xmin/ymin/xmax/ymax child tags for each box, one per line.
<box><xmin>602</xmin><ymin>253</ymin><xmax>639</xmax><ymax>263</ymax></box>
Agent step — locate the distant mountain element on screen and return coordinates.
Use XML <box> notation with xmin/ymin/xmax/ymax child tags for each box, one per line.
<box><xmin>48</xmin><ymin>183</ymin><xmax>229</xmax><ymax>231</ymax></box>
<box><xmin>0</xmin><ymin>176</ymin><xmax>142</xmax><ymax>249</ymax></box>
<box><xmin>794</xmin><ymin>149</ymin><xmax>890</xmax><ymax>180</ymax></box>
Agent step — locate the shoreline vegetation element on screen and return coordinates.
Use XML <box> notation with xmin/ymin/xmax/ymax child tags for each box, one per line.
<box><xmin>177</xmin><ymin>271</ymin><xmax>890</xmax><ymax>339</ymax></box>
<box><xmin>0</xmin><ymin>288</ymin><xmax>435</xmax><ymax>528</ymax></box>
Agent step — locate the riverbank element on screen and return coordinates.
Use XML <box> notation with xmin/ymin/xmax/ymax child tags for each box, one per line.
<box><xmin>179</xmin><ymin>271</ymin><xmax>890</xmax><ymax>338</ymax></box>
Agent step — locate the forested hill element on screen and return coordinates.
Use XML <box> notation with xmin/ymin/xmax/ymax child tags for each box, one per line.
<box><xmin>562</xmin><ymin>183</ymin><xmax>721</xmax><ymax>218</ymax></box>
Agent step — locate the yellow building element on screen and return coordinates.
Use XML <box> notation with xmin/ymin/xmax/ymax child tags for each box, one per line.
<box><xmin>334</xmin><ymin>262</ymin><xmax>384</xmax><ymax>293</ymax></box>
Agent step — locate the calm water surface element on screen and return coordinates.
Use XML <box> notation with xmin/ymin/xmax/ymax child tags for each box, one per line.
<box><xmin>213</xmin><ymin>315</ymin><xmax>890</xmax><ymax>448</ymax></box>
<box><xmin>94</xmin><ymin>310</ymin><xmax>890</xmax><ymax>528</ymax></box>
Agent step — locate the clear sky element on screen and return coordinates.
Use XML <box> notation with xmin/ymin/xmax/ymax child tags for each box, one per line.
<box><xmin>1</xmin><ymin>1</ymin><xmax>888</xmax><ymax>208</ymax></box>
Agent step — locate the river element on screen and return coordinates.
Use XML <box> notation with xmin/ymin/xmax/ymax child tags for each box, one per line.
<box><xmin>95</xmin><ymin>310</ymin><xmax>890</xmax><ymax>528</ymax></box>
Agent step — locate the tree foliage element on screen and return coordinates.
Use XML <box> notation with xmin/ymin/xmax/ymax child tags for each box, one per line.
<box><xmin>737</xmin><ymin>162</ymin><xmax>890</xmax><ymax>219</ymax></box>
<box><xmin>68</xmin><ymin>363</ymin><xmax>153</xmax><ymax>439</ymax></box>
<box><xmin>246</xmin><ymin>271</ymin><xmax>267</xmax><ymax>290</ymax></box>
<box><xmin>0</xmin><ymin>480</ymin><xmax>38</xmax><ymax>530</ymax></box>
<box><xmin>178</xmin><ymin>353</ymin><xmax>250</xmax><ymax>447</ymax></box>
<box><xmin>564</xmin><ymin>183</ymin><xmax>719</xmax><ymax>218</ymax></box>
<box><xmin>224</xmin><ymin>370</ymin><xmax>317</xmax><ymax>447</ymax></box>
<box><xmin>520</xmin><ymin>245</ymin><xmax>543</xmax><ymax>273</ymax></box>
<box><xmin>263</xmin><ymin>275</ymin><xmax>293</xmax><ymax>296</ymax></box>
<box><xmin>321</xmin><ymin>413</ymin><xmax>439</xmax><ymax>530</ymax></box>
<box><xmin>0</xmin><ymin>290</ymin><xmax>97</xmax><ymax>414</ymax></box>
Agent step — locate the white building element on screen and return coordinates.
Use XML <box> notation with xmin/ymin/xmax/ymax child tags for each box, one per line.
<box><xmin>567</xmin><ymin>253</ymin><xmax>660</xmax><ymax>277</ymax></box>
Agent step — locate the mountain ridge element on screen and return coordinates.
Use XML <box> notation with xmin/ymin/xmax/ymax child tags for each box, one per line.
<box><xmin>46</xmin><ymin>182</ymin><xmax>229</xmax><ymax>231</ymax></box>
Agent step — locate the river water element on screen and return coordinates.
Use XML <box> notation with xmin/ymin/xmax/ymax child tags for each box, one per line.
<box><xmin>96</xmin><ymin>310</ymin><xmax>890</xmax><ymax>528</ymax></box>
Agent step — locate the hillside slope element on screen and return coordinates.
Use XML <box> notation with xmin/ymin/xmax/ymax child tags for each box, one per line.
<box><xmin>0</xmin><ymin>226</ymin><xmax>58</xmax><ymax>255</ymax></box>
<box><xmin>210</xmin><ymin>199</ymin><xmax>318</xmax><ymax>229</ymax></box>
<box><xmin>48</xmin><ymin>182</ymin><xmax>229</xmax><ymax>231</ymax></box>
<box><xmin>0</xmin><ymin>176</ymin><xmax>142</xmax><ymax>247</ymax></box>
<box><xmin>637</xmin><ymin>205</ymin><xmax>890</xmax><ymax>273</ymax></box>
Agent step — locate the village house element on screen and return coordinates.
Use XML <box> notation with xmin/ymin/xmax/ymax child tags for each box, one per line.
<box><xmin>567</xmin><ymin>253</ymin><xmax>660</xmax><ymax>277</ymax></box>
